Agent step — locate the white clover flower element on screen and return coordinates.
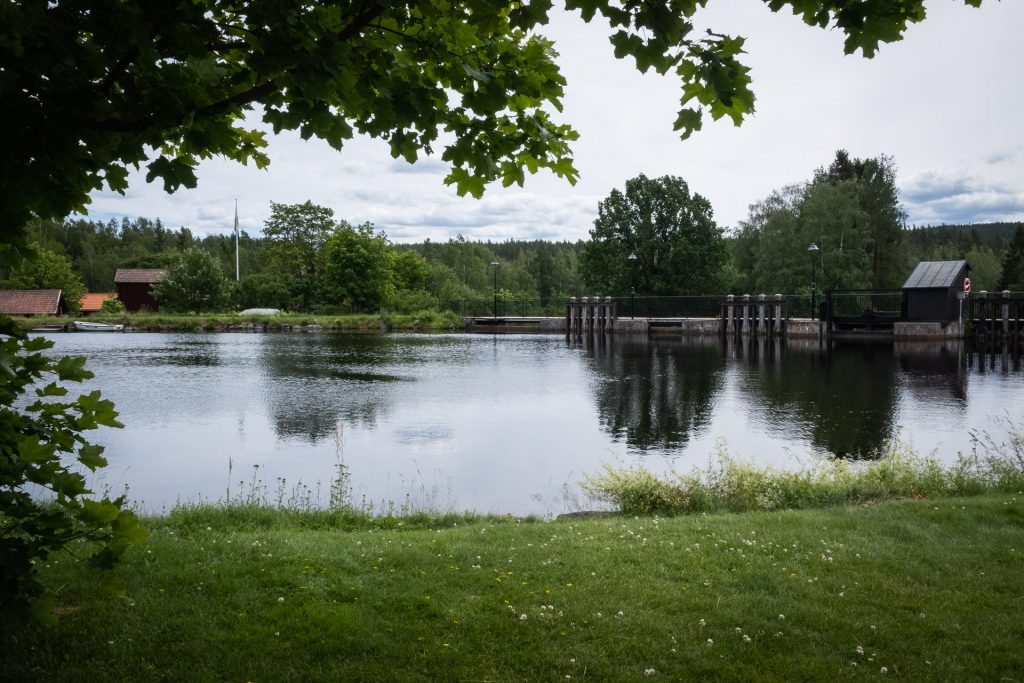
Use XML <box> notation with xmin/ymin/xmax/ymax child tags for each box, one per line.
<box><xmin>643</xmin><ymin>668</ymin><xmax>656</xmax><ymax>677</ymax></box>
<box><xmin>277</xmin><ymin>597</ymin><xmax>285</xmax><ymax>603</ymax></box>
<box><xmin>856</xmin><ymin>645</ymin><xmax>864</xmax><ymax>655</ymax></box>
<box><xmin>520</xmin><ymin>613</ymin><xmax>528</xmax><ymax>621</ymax></box>
<box><xmin>698</xmin><ymin>618</ymin><xmax>705</xmax><ymax>627</ymax></box>
<box><xmin>706</xmin><ymin>639</ymin><xmax>714</xmax><ymax>646</ymax></box>
<box><xmin>880</xmin><ymin>667</ymin><xmax>888</xmax><ymax>674</ymax></box>
<box><xmin>742</xmin><ymin>635</ymin><xmax>752</xmax><ymax>643</ymax></box>
<box><xmin>778</xmin><ymin>614</ymin><xmax>785</xmax><ymax>621</ymax></box>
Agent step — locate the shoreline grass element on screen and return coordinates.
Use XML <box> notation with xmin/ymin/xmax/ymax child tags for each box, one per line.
<box><xmin>16</xmin><ymin>310</ymin><xmax>467</xmax><ymax>333</ymax></box>
<box><xmin>583</xmin><ymin>436</ymin><xmax>1024</xmax><ymax>515</ymax></box>
<box><xmin>3</xmin><ymin>493</ymin><xmax>1022</xmax><ymax>681</ymax></box>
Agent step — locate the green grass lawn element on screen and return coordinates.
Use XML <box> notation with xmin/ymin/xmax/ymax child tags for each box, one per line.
<box><xmin>4</xmin><ymin>494</ymin><xmax>1023</xmax><ymax>681</ymax></box>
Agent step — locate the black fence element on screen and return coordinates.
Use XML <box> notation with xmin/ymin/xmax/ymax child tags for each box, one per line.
<box><xmin>442</xmin><ymin>291</ymin><xmax>923</xmax><ymax>322</ymax></box>
<box><xmin>442</xmin><ymin>298</ymin><xmax>565</xmax><ymax>317</ymax></box>
<box><xmin>823</xmin><ymin>289</ymin><xmax>904</xmax><ymax>319</ymax></box>
<box><xmin>970</xmin><ymin>291</ymin><xmax>1024</xmax><ymax>339</ymax></box>
<box><xmin>444</xmin><ymin>295</ymin><xmax>795</xmax><ymax>319</ymax></box>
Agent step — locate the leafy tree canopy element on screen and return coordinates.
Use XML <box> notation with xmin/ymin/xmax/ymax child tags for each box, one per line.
<box><xmin>322</xmin><ymin>222</ymin><xmax>397</xmax><ymax>312</ymax></box>
<box><xmin>732</xmin><ymin>150</ymin><xmax>905</xmax><ymax>294</ymax></box>
<box><xmin>0</xmin><ymin>243</ymin><xmax>87</xmax><ymax>313</ymax></box>
<box><xmin>1</xmin><ymin>0</ymin><xmax>981</xmax><ymax>238</ymax></box>
<box><xmin>579</xmin><ymin>174</ymin><xmax>727</xmax><ymax>296</ymax></box>
<box><xmin>152</xmin><ymin>247</ymin><xmax>230</xmax><ymax>313</ymax></box>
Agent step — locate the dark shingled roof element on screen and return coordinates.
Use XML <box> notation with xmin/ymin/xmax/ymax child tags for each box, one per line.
<box><xmin>0</xmin><ymin>289</ymin><xmax>64</xmax><ymax>315</ymax></box>
<box><xmin>114</xmin><ymin>268</ymin><xmax>168</xmax><ymax>284</ymax></box>
<box><xmin>902</xmin><ymin>260</ymin><xmax>968</xmax><ymax>289</ymax></box>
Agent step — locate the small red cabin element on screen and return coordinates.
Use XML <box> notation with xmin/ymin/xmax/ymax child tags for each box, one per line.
<box><xmin>114</xmin><ymin>269</ymin><xmax>167</xmax><ymax>312</ymax></box>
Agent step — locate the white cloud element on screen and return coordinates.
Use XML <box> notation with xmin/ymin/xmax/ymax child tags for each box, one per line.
<box><xmin>902</xmin><ymin>170</ymin><xmax>1024</xmax><ymax>225</ymax></box>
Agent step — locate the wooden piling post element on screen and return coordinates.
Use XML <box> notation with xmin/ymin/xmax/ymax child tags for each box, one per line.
<box><xmin>1003</xmin><ymin>290</ymin><xmax>1011</xmax><ymax>340</ymax></box>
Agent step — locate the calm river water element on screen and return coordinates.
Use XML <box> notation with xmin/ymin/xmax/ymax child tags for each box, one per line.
<box><xmin>41</xmin><ymin>331</ymin><xmax>1024</xmax><ymax>515</ymax></box>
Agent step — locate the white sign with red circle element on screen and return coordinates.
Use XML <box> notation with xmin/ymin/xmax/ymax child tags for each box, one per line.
<box><xmin>964</xmin><ymin>277</ymin><xmax>972</xmax><ymax>294</ymax></box>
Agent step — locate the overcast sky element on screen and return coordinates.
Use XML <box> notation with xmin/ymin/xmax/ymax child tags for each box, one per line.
<box><xmin>82</xmin><ymin>1</ymin><xmax>1024</xmax><ymax>243</ymax></box>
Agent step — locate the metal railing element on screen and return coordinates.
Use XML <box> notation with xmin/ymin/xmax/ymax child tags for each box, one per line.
<box><xmin>442</xmin><ymin>298</ymin><xmax>565</xmax><ymax>317</ymax></box>
<box><xmin>443</xmin><ymin>296</ymin><xmax>732</xmax><ymax>318</ymax></box>
<box><xmin>824</xmin><ymin>289</ymin><xmax>904</xmax><ymax>320</ymax></box>
<box><xmin>443</xmin><ymin>295</ymin><xmax>825</xmax><ymax>320</ymax></box>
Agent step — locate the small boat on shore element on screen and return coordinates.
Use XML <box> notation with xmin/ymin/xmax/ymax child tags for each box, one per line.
<box><xmin>73</xmin><ymin>320</ymin><xmax>124</xmax><ymax>332</ymax></box>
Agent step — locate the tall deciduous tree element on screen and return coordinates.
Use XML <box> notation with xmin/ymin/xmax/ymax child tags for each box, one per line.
<box><xmin>322</xmin><ymin>223</ymin><xmax>396</xmax><ymax>312</ymax></box>
<box><xmin>261</xmin><ymin>201</ymin><xmax>336</xmax><ymax>310</ymax></box>
<box><xmin>580</xmin><ymin>175</ymin><xmax>727</xmax><ymax>295</ymax></box>
<box><xmin>814</xmin><ymin>151</ymin><xmax>906</xmax><ymax>288</ymax></box>
<box><xmin>152</xmin><ymin>247</ymin><xmax>229</xmax><ymax>313</ymax></box>
<box><xmin>733</xmin><ymin>150</ymin><xmax>905</xmax><ymax>294</ymax></box>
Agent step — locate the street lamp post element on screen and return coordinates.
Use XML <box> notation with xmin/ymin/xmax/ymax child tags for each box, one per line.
<box><xmin>808</xmin><ymin>243</ymin><xmax>820</xmax><ymax>320</ymax></box>
<box><xmin>489</xmin><ymin>261</ymin><xmax>499</xmax><ymax>318</ymax></box>
<box><xmin>628</xmin><ymin>252</ymin><xmax>638</xmax><ymax>319</ymax></box>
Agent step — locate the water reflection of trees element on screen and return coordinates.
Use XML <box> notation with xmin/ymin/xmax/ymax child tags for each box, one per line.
<box><xmin>579</xmin><ymin>333</ymin><xmax>968</xmax><ymax>460</ymax></box>
<box><xmin>742</xmin><ymin>338</ymin><xmax>900</xmax><ymax>459</ymax></box>
<box><xmin>579</xmin><ymin>334</ymin><xmax>725</xmax><ymax>451</ymax></box>
<box><xmin>258</xmin><ymin>334</ymin><xmax>414</xmax><ymax>442</ymax></box>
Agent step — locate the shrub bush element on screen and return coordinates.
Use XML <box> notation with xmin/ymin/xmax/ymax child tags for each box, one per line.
<box><xmin>0</xmin><ymin>321</ymin><xmax>146</xmax><ymax>621</ymax></box>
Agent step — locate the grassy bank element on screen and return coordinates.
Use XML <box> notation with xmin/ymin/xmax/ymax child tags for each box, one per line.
<box><xmin>16</xmin><ymin>310</ymin><xmax>466</xmax><ymax>333</ymax></box>
<box><xmin>4</xmin><ymin>493</ymin><xmax>1023</xmax><ymax>681</ymax></box>
<box><xmin>584</xmin><ymin>438</ymin><xmax>1024</xmax><ymax>515</ymax></box>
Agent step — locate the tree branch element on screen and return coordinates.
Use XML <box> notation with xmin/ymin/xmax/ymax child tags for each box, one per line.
<box><xmin>87</xmin><ymin>4</ymin><xmax>388</xmax><ymax>134</ymax></box>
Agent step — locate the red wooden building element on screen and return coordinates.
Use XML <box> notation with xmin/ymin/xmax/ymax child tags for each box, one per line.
<box><xmin>79</xmin><ymin>292</ymin><xmax>117</xmax><ymax>316</ymax></box>
<box><xmin>114</xmin><ymin>269</ymin><xmax>167</xmax><ymax>312</ymax></box>
<box><xmin>0</xmin><ymin>289</ymin><xmax>68</xmax><ymax>316</ymax></box>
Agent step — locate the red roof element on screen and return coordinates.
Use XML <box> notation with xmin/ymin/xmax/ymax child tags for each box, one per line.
<box><xmin>0</xmin><ymin>289</ymin><xmax>64</xmax><ymax>315</ymax></box>
<box><xmin>80</xmin><ymin>292</ymin><xmax>117</xmax><ymax>312</ymax></box>
<box><xmin>114</xmin><ymin>268</ymin><xmax>168</xmax><ymax>284</ymax></box>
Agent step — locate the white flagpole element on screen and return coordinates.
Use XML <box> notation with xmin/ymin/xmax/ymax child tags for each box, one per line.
<box><xmin>234</xmin><ymin>199</ymin><xmax>240</xmax><ymax>282</ymax></box>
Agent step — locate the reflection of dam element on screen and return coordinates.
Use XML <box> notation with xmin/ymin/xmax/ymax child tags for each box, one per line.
<box><xmin>575</xmin><ymin>334</ymin><xmax>915</xmax><ymax>459</ymax></box>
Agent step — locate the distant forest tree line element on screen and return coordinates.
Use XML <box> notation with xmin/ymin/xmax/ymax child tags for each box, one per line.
<box><xmin>5</xmin><ymin>151</ymin><xmax>1024</xmax><ymax>314</ymax></box>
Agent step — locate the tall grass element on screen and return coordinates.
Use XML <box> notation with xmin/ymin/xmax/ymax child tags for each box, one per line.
<box><xmin>583</xmin><ymin>429</ymin><xmax>1024</xmax><ymax>515</ymax></box>
<box><xmin>169</xmin><ymin>460</ymin><xmax>531</xmax><ymax>534</ymax></box>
